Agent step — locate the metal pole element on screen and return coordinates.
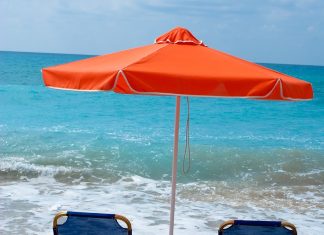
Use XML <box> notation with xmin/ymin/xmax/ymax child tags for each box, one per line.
<box><xmin>169</xmin><ymin>96</ymin><xmax>181</xmax><ymax>235</ymax></box>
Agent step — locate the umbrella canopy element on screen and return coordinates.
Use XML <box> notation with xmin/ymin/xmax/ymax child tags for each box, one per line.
<box><xmin>42</xmin><ymin>27</ymin><xmax>313</xmax><ymax>235</ymax></box>
<box><xmin>43</xmin><ymin>27</ymin><xmax>313</xmax><ymax>100</ymax></box>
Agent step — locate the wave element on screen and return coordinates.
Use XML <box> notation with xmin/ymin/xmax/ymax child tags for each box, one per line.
<box><xmin>1</xmin><ymin>147</ymin><xmax>323</xmax><ymax>187</ymax></box>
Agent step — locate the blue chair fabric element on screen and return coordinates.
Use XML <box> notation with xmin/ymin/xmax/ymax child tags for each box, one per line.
<box><xmin>53</xmin><ymin>211</ymin><xmax>132</xmax><ymax>235</ymax></box>
<box><xmin>218</xmin><ymin>220</ymin><xmax>297</xmax><ymax>235</ymax></box>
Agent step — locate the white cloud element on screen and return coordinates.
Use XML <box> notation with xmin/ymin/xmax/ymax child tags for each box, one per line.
<box><xmin>58</xmin><ymin>0</ymin><xmax>138</xmax><ymax>14</ymax></box>
<box><xmin>0</xmin><ymin>0</ymin><xmax>323</xmax><ymax>65</ymax></box>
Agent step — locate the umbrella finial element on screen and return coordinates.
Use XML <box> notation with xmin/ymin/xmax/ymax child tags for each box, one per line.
<box><xmin>155</xmin><ymin>27</ymin><xmax>206</xmax><ymax>46</ymax></box>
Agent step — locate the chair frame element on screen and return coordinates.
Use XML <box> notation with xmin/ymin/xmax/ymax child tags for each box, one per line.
<box><xmin>219</xmin><ymin>219</ymin><xmax>297</xmax><ymax>235</ymax></box>
<box><xmin>53</xmin><ymin>211</ymin><xmax>132</xmax><ymax>235</ymax></box>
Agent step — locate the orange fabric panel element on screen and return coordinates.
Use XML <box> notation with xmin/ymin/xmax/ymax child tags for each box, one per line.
<box><xmin>123</xmin><ymin>45</ymin><xmax>312</xmax><ymax>99</ymax></box>
<box><xmin>42</xmin><ymin>44</ymin><xmax>166</xmax><ymax>90</ymax></box>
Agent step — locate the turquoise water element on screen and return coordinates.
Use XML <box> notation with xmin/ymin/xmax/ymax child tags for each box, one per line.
<box><xmin>0</xmin><ymin>51</ymin><xmax>323</xmax><ymax>234</ymax></box>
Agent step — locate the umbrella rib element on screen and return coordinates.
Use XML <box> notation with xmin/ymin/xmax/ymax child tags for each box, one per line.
<box><xmin>208</xmin><ymin>47</ymin><xmax>309</xmax><ymax>82</ymax></box>
<box><xmin>121</xmin><ymin>44</ymin><xmax>169</xmax><ymax>71</ymax></box>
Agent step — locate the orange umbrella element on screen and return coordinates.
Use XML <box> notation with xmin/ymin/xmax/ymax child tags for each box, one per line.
<box><xmin>42</xmin><ymin>27</ymin><xmax>313</xmax><ymax>235</ymax></box>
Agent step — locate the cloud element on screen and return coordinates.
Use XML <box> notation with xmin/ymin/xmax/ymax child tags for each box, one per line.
<box><xmin>0</xmin><ymin>0</ymin><xmax>323</xmax><ymax>65</ymax></box>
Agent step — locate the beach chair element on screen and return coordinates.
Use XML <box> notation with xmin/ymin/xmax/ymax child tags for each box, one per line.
<box><xmin>218</xmin><ymin>220</ymin><xmax>297</xmax><ymax>235</ymax></box>
<box><xmin>53</xmin><ymin>211</ymin><xmax>132</xmax><ymax>235</ymax></box>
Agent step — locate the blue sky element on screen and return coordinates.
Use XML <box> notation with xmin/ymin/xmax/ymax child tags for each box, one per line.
<box><xmin>1</xmin><ymin>0</ymin><xmax>323</xmax><ymax>65</ymax></box>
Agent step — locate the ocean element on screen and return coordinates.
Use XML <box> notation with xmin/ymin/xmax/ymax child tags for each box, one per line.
<box><xmin>0</xmin><ymin>51</ymin><xmax>323</xmax><ymax>234</ymax></box>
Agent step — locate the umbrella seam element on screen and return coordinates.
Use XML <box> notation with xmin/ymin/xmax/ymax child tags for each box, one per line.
<box><xmin>120</xmin><ymin>44</ymin><xmax>169</xmax><ymax>71</ymax></box>
<box><xmin>209</xmin><ymin>47</ymin><xmax>312</xmax><ymax>85</ymax></box>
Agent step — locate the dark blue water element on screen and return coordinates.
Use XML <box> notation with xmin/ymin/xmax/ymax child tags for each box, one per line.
<box><xmin>0</xmin><ymin>51</ymin><xmax>323</xmax><ymax>234</ymax></box>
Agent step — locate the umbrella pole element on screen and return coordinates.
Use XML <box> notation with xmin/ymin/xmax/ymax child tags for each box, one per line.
<box><xmin>169</xmin><ymin>96</ymin><xmax>181</xmax><ymax>235</ymax></box>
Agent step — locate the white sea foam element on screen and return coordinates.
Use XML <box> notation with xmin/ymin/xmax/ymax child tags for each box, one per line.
<box><xmin>0</xmin><ymin>174</ymin><xmax>323</xmax><ymax>234</ymax></box>
<box><xmin>0</xmin><ymin>156</ymin><xmax>84</xmax><ymax>177</ymax></box>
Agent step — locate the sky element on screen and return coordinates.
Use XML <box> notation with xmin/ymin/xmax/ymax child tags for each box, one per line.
<box><xmin>1</xmin><ymin>0</ymin><xmax>323</xmax><ymax>65</ymax></box>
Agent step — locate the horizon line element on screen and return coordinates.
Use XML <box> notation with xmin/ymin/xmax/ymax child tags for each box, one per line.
<box><xmin>1</xmin><ymin>50</ymin><xmax>323</xmax><ymax>67</ymax></box>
